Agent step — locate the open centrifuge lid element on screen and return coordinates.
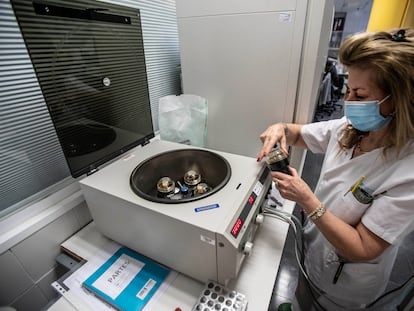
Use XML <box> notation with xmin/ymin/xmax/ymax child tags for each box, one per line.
<box><xmin>11</xmin><ymin>0</ymin><xmax>154</xmax><ymax>177</ymax></box>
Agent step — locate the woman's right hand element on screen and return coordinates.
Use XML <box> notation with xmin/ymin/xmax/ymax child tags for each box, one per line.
<box><xmin>257</xmin><ymin>123</ymin><xmax>288</xmax><ymax>161</ymax></box>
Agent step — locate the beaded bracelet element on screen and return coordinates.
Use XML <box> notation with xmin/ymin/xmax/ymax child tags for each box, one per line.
<box><xmin>307</xmin><ymin>202</ymin><xmax>326</xmax><ymax>221</ymax></box>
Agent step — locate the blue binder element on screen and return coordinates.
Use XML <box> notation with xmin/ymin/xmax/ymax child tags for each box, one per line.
<box><xmin>82</xmin><ymin>246</ymin><xmax>170</xmax><ymax>311</ymax></box>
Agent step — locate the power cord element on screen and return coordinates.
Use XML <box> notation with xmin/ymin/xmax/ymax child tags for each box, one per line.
<box><xmin>263</xmin><ymin>206</ymin><xmax>328</xmax><ymax>311</ymax></box>
<box><xmin>365</xmin><ymin>275</ymin><xmax>414</xmax><ymax>309</ymax></box>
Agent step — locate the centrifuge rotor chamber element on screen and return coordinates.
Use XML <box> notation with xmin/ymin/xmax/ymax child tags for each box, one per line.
<box><xmin>130</xmin><ymin>149</ymin><xmax>231</xmax><ymax>203</ymax></box>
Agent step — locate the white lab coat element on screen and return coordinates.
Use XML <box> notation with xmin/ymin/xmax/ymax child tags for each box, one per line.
<box><xmin>300</xmin><ymin>117</ymin><xmax>414</xmax><ymax>309</ymax></box>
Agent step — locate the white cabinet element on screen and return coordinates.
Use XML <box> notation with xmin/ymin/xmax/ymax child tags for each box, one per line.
<box><xmin>176</xmin><ymin>0</ymin><xmax>334</xmax><ymax>167</ymax></box>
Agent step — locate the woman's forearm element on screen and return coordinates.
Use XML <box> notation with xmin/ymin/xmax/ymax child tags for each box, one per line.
<box><xmin>301</xmin><ymin>196</ymin><xmax>389</xmax><ymax>261</ymax></box>
<box><xmin>273</xmin><ymin>170</ymin><xmax>390</xmax><ymax>262</ymax></box>
<box><xmin>284</xmin><ymin>123</ymin><xmax>307</xmax><ymax>148</ymax></box>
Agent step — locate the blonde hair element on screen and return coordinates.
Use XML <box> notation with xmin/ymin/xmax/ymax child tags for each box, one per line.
<box><xmin>338</xmin><ymin>29</ymin><xmax>414</xmax><ymax>155</ymax></box>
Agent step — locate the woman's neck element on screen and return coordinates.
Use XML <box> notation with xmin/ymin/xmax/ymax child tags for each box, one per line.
<box><xmin>353</xmin><ymin>127</ymin><xmax>389</xmax><ymax>157</ymax></box>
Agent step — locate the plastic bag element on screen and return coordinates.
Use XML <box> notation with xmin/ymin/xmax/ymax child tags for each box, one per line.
<box><xmin>158</xmin><ymin>94</ymin><xmax>208</xmax><ymax>147</ymax></box>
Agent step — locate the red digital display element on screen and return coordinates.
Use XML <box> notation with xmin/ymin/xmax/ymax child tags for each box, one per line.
<box><xmin>248</xmin><ymin>196</ymin><xmax>255</xmax><ymax>205</ymax></box>
<box><xmin>231</xmin><ymin>218</ymin><xmax>243</xmax><ymax>237</ymax></box>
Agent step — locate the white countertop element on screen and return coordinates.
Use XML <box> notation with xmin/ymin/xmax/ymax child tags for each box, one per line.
<box><xmin>48</xmin><ymin>199</ymin><xmax>295</xmax><ymax>311</ymax></box>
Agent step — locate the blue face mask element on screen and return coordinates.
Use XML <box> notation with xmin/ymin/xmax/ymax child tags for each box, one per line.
<box><xmin>344</xmin><ymin>95</ymin><xmax>392</xmax><ymax>132</ymax></box>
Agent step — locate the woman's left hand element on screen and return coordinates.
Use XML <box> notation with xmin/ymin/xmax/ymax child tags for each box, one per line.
<box><xmin>272</xmin><ymin>166</ymin><xmax>314</xmax><ymax>206</ymax></box>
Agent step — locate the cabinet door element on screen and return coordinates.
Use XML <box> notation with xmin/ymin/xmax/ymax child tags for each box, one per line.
<box><xmin>176</xmin><ymin>0</ymin><xmax>297</xmax><ymax>17</ymax></box>
<box><xmin>178</xmin><ymin>10</ymin><xmax>304</xmax><ymax>157</ymax></box>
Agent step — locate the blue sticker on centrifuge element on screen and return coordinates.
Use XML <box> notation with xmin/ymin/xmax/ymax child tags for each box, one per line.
<box><xmin>195</xmin><ymin>204</ymin><xmax>220</xmax><ymax>212</ymax></box>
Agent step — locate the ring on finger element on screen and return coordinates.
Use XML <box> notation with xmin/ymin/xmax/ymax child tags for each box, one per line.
<box><xmin>275</xmin><ymin>179</ymin><xmax>280</xmax><ymax>187</ymax></box>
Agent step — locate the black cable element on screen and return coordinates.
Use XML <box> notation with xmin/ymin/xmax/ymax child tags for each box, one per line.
<box><xmin>365</xmin><ymin>274</ymin><xmax>414</xmax><ymax>309</ymax></box>
<box><xmin>264</xmin><ymin>209</ymin><xmax>328</xmax><ymax>311</ymax></box>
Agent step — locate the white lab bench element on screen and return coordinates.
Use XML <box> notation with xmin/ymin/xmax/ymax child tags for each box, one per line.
<box><xmin>48</xmin><ymin>200</ymin><xmax>295</xmax><ymax>311</ymax></box>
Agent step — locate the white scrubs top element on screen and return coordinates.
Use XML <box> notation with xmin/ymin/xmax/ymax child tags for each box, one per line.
<box><xmin>301</xmin><ymin>117</ymin><xmax>414</xmax><ymax>309</ymax></box>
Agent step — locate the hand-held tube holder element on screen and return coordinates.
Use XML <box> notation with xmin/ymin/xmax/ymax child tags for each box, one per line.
<box><xmin>266</xmin><ymin>147</ymin><xmax>291</xmax><ymax>175</ymax></box>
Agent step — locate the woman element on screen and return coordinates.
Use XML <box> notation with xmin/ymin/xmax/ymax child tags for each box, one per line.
<box><xmin>258</xmin><ymin>29</ymin><xmax>414</xmax><ymax>309</ymax></box>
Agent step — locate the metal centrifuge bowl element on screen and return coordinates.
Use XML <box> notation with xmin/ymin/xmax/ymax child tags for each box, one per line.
<box><xmin>130</xmin><ymin>149</ymin><xmax>231</xmax><ymax>203</ymax></box>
